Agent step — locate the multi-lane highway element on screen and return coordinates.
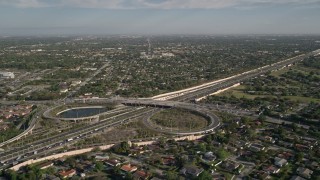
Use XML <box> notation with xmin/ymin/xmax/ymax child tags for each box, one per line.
<box><xmin>1</xmin><ymin>49</ymin><xmax>319</xmax><ymax>170</ymax></box>
<box><xmin>77</xmin><ymin>98</ymin><xmax>221</xmax><ymax>135</ymax></box>
<box><xmin>157</xmin><ymin>51</ymin><xmax>319</xmax><ymax>102</ymax></box>
<box><xmin>0</xmin><ymin>106</ymin><xmax>154</xmax><ymax>169</ymax></box>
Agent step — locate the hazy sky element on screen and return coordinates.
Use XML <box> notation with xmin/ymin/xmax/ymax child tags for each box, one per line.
<box><xmin>0</xmin><ymin>0</ymin><xmax>320</xmax><ymax>35</ymax></box>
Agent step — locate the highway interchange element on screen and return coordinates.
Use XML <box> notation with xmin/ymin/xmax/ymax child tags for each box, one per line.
<box><xmin>0</xmin><ymin>49</ymin><xmax>319</xmax><ymax>171</ymax></box>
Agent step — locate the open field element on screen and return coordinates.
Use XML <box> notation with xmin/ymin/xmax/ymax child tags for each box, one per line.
<box><xmin>150</xmin><ymin>108</ymin><xmax>209</xmax><ymax>132</ymax></box>
<box><xmin>216</xmin><ymin>64</ymin><xmax>320</xmax><ymax>103</ymax></box>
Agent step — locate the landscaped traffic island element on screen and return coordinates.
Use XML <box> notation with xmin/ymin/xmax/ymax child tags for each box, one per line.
<box><xmin>150</xmin><ymin>108</ymin><xmax>209</xmax><ymax>132</ymax></box>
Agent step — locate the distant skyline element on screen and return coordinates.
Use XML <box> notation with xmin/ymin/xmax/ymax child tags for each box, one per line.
<box><xmin>0</xmin><ymin>0</ymin><xmax>320</xmax><ymax>35</ymax></box>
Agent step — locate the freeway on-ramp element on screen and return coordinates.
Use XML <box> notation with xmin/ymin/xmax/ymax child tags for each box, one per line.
<box><xmin>1</xmin><ymin>50</ymin><xmax>319</xmax><ymax>170</ymax></box>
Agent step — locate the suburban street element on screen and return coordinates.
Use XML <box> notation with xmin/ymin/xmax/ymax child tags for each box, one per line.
<box><xmin>1</xmin><ymin>50</ymin><xmax>319</xmax><ymax>171</ymax></box>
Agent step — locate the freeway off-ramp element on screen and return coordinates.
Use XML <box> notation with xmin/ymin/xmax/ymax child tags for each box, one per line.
<box><xmin>67</xmin><ymin>98</ymin><xmax>221</xmax><ymax>135</ymax></box>
<box><xmin>1</xmin><ymin>50</ymin><xmax>319</xmax><ymax>170</ymax></box>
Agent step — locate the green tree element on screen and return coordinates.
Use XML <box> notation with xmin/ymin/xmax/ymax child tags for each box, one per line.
<box><xmin>278</xmin><ymin>164</ymin><xmax>290</xmax><ymax>179</ymax></box>
<box><xmin>95</xmin><ymin>161</ymin><xmax>104</xmax><ymax>172</ymax></box>
<box><xmin>257</xmin><ymin>151</ymin><xmax>267</xmax><ymax>162</ymax></box>
<box><xmin>113</xmin><ymin>141</ymin><xmax>130</xmax><ymax>154</ymax></box>
<box><xmin>112</xmin><ymin>166</ymin><xmax>121</xmax><ymax>175</ymax></box>
<box><xmin>241</xmin><ymin>116</ymin><xmax>251</xmax><ymax>125</ymax></box>
<box><xmin>246</xmin><ymin>129</ymin><xmax>256</xmax><ymax>139</ymax></box>
<box><xmin>45</xmin><ymin>166</ymin><xmax>56</xmax><ymax>174</ymax></box>
<box><xmin>296</xmin><ymin>152</ymin><xmax>304</xmax><ymax>162</ymax></box>
<box><xmin>158</xmin><ymin>137</ymin><xmax>166</xmax><ymax>148</ymax></box>
<box><xmin>259</xmin><ymin>114</ymin><xmax>267</xmax><ymax>121</ymax></box>
<box><xmin>26</xmin><ymin>171</ymin><xmax>36</xmax><ymax>180</ymax></box>
<box><xmin>175</xmin><ymin>155</ymin><xmax>187</xmax><ymax>168</ymax></box>
<box><xmin>204</xmin><ymin>135</ymin><xmax>212</xmax><ymax>143</ymax></box>
<box><xmin>5</xmin><ymin>169</ymin><xmax>17</xmax><ymax>180</ymax></box>
<box><xmin>34</xmin><ymin>167</ymin><xmax>43</xmax><ymax>180</ymax></box>
<box><xmin>125</xmin><ymin>172</ymin><xmax>134</xmax><ymax>180</ymax></box>
<box><xmin>197</xmin><ymin>170</ymin><xmax>212</xmax><ymax>180</ymax></box>
<box><xmin>65</xmin><ymin>157</ymin><xmax>77</xmax><ymax>168</ymax></box>
<box><xmin>166</xmin><ymin>170</ymin><xmax>178</xmax><ymax>180</ymax></box>
<box><xmin>198</xmin><ymin>143</ymin><xmax>207</xmax><ymax>152</ymax></box>
<box><xmin>18</xmin><ymin>173</ymin><xmax>28</xmax><ymax>180</ymax></box>
<box><xmin>217</xmin><ymin>148</ymin><xmax>229</xmax><ymax>161</ymax></box>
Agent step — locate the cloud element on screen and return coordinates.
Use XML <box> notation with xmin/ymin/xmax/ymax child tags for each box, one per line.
<box><xmin>0</xmin><ymin>0</ymin><xmax>45</xmax><ymax>8</ymax></box>
<box><xmin>59</xmin><ymin>0</ymin><xmax>121</xmax><ymax>8</ymax></box>
<box><xmin>139</xmin><ymin>0</ymin><xmax>320</xmax><ymax>9</ymax></box>
<box><xmin>0</xmin><ymin>0</ymin><xmax>121</xmax><ymax>8</ymax></box>
<box><xmin>1</xmin><ymin>0</ymin><xmax>320</xmax><ymax>9</ymax></box>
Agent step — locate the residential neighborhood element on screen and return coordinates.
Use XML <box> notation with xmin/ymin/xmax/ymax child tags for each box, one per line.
<box><xmin>0</xmin><ymin>34</ymin><xmax>319</xmax><ymax>180</ymax></box>
<box><xmin>3</xmin><ymin>113</ymin><xmax>319</xmax><ymax>179</ymax></box>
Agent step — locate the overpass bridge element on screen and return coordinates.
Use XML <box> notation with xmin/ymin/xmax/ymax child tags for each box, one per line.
<box><xmin>1</xmin><ymin>50</ymin><xmax>319</xmax><ymax>170</ymax></box>
<box><xmin>43</xmin><ymin>97</ymin><xmax>221</xmax><ymax>135</ymax></box>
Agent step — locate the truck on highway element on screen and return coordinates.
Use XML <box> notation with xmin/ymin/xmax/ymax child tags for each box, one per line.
<box><xmin>67</xmin><ymin>138</ymin><xmax>73</xmax><ymax>142</ymax></box>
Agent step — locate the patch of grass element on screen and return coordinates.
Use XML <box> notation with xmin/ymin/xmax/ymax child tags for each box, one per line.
<box><xmin>219</xmin><ymin>87</ymin><xmax>276</xmax><ymax>100</ymax></box>
<box><xmin>216</xmin><ymin>64</ymin><xmax>320</xmax><ymax>103</ymax></box>
<box><xmin>221</xmin><ymin>88</ymin><xmax>320</xmax><ymax>103</ymax></box>
<box><xmin>213</xmin><ymin>111</ymin><xmax>237</xmax><ymax>123</ymax></box>
<box><xmin>283</xmin><ymin>96</ymin><xmax>320</xmax><ymax>103</ymax></box>
<box><xmin>270</xmin><ymin>68</ymin><xmax>290</xmax><ymax>77</ymax></box>
<box><xmin>150</xmin><ymin>108</ymin><xmax>209</xmax><ymax>131</ymax></box>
